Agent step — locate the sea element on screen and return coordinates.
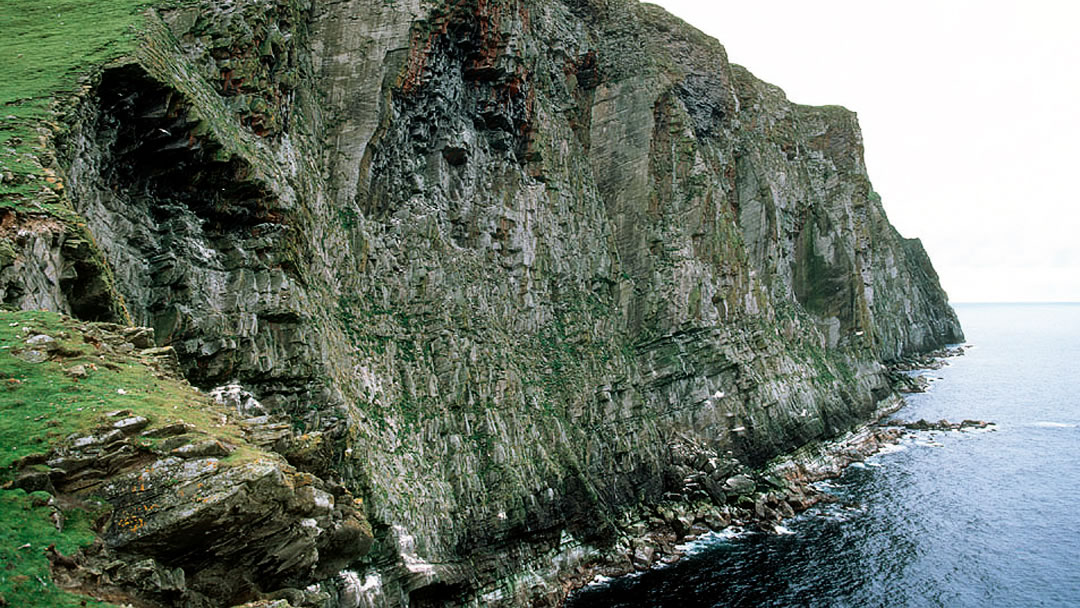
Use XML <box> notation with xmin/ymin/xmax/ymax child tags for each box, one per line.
<box><xmin>567</xmin><ymin>303</ymin><xmax>1080</xmax><ymax>608</ymax></box>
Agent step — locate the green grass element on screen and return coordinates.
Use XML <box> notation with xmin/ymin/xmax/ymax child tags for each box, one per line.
<box><xmin>0</xmin><ymin>309</ymin><xmax>276</xmax><ymax>605</ymax></box>
<box><xmin>0</xmin><ymin>1</ymin><xmax>156</xmax><ymax>107</ymax></box>
<box><xmin>0</xmin><ymin>0</ymin><xmax>162</xmax><ymax>207</ymax></box>
<box><xmin>0</xmin><ymin>489</ymin><xmax>114</xmax><ymax>607</ymax></box>
<box><xmin>0</xmin><ymin>310</ymin><xmax>256</xmax><ymax>470</ymax></box>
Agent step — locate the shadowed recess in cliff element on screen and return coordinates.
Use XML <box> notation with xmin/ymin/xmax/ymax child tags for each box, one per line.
<box><xmin>361</xmin><ymin>0</ymin><xmax>538</xmax><ymax>223</ymax></box>
<box><xmin>67</xmin><ymin>62</ymin><xmax>320</xmax><ymax>403</ymax></box>
<box><xmin>98</xmin><ymin>65</ymin><xmax>279</xmax><ymax>227</ymax></box>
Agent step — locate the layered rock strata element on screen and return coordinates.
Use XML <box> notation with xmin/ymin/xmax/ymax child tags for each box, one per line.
<box><xmin>3</xmin><ymin>316</ymin><xmax>373</xmax><ymax>607</ymax></box>
<box><xmin>0</xmin><ymin>0</ymin><xmax>962</xmax><ymax>606</ymax></box>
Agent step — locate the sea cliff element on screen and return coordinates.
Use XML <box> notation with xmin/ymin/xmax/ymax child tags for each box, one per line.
<box><xmin>0</xmin><ymin>0</ymin><xmax>961</xmax><ymax>606</ymax></box>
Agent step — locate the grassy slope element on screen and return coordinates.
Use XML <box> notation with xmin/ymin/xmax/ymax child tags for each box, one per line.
<box><xmin>0</xmin><ymin>0</ymin><xmax>160</xmax><ymax>208</ymax></box>
<box><xmin>0</xmin><ymin>310</ymin><xmax>258</xmax><ymax>606</ymax></box>
<box><xmin>0</xmin><ymin>490</ymin><xmax>111</xmax><ymax>607</ymax></box>
<box><xmin>0</xmin><ymin>3</ymin><xmax>164</xmax><ymax>604</ymax></box>
<box><xmin>0</xmin><ymin>311</ymin><xmax>251</xmax><ymax>471</ymax></box>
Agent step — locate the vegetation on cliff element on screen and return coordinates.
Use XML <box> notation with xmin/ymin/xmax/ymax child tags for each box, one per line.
<box><xmin>0</xmin><ymin>310</ymin><xmax>372</xmax><ymax>606</ymax></box>
<box><xmin>0</xmin><ymin>0</ymin><xmax>160</xmax><ymax>207</ymax></box>
<box><xmin>0</xmin><ymin>488</ymin><xmax>110</xmax><ymax>607</ymax></box>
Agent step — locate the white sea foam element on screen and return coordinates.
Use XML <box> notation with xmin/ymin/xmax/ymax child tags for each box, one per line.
<box><xmin>675</xmin><ymin>527</ymin><xmax>752</xmax><ymax>554</ymax></box>
<box><xmin>814</xmin><ymin>509</ymin><xmax>857</xmax><ymax>523</ymax></box>
<box><xmin>585</xmin><ymin>575</ymin><xmax>613</xmax><ymax>588</ymax></box>
<box><xmin>874</xmin><ymin>442</ymin><xmax>909</xmax><ymax>456</ymax></box>
<box><xmin>715</xmin><ymin>526</ymin><xmax>750</xmax><ymax>541</ymax></box>
<box><xmin>774</xmin><ymin>525</ymin><xmax>795</xmax><ymax>535</ymax></box>
<box><xmin>1031</xmin><ymin>421</ymin><xmax>1077</xmax><ymax>428</ymax></box>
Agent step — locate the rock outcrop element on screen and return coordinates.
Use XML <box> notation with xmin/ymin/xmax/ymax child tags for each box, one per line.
<box><xmin>1</xmin><ymin>315</ymin><xmax>373</xmax><ymax>607</ymax></box>
<box><xmin>0</xmin><ymin>0</ymin><xmax>963</xmax><ymax>606</ymax></box>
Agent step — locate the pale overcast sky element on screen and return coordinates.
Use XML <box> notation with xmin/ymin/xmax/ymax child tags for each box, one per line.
<box><xmin>647</xmin><ymin>0</ymin><xmax>1080</xmax><ymax>302</ymax></box>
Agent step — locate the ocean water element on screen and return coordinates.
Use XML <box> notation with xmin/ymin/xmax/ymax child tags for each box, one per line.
<box><xmin>568</xmin><ymin>303</ymin><xmax>1080</xmax><ymax>608</ymax></box>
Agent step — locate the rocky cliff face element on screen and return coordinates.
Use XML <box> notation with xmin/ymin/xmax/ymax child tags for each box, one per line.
<box><xmin>0</xmin><ymin>0</ymin><xmax>962</xmax><ymax>606</ymax></box>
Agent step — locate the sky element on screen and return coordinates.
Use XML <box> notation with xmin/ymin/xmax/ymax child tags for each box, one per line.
<box><xmin>647</xmin><ymin>0</ymin><xmax>1080</xmax><ymax>302</ymax></box>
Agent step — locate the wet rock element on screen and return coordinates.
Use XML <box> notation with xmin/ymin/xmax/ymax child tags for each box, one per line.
<box><xmin>14</xmin><ymin>349</ymin><xmax>48</xmax><ymax>364</ymax></box>
<box><xmin>702</xmin><ymin>510</ymin><xmax>730</xmax><ymax>531</ymax></box>
<box><xmin>702</xmin><ymin>476</ymin><xmax>728</xmax><ymax>503</ymax></box>
<box><xmin>631</xmin><ymin>544</ymin><xmax>655</xmax><ymax>570</ymax></box>
<box><xmin>754</xmin><ymin>497</ymin><xmax>778</xmax><ymax>522</ymax></box>
<box><xmin>724</xmin><ymin>474</ymin><xmax>756</xmax><ymax>496</ymax></box>
<box><xmin>777</xmin><ymin>500</ymin><xmax>796</xmax><ymax>519</ymax></box>
<box><xmin>674</xmin><ymin>514</ymin><xmax>694</xmax><ymax>538</ymax></box>
<box><xmin>895</xmin><ymin>418</ymin><xmax>993</xmax><ymax>432</ymax></box>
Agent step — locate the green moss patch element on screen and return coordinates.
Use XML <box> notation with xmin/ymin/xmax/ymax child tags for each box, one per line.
<box><xmin>0</xmin><ymin>0</ymin><xmax>162</xmax><ymax>204</ymax></box>
<box><xmin>0</xmin><ymin>489</ymin><xmax>114</xmax><ymax>607</ymax></box>
<box><xmin>0</xmin><ymin>310</ymin><xmax>254</xmax><ymax>470</ymax></box>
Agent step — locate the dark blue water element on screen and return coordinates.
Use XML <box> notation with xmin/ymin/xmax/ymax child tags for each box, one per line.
<box><xmin>568</xmin><ymin>304</ymin><xmax>1080</xmax><ymax>608</ymax></box>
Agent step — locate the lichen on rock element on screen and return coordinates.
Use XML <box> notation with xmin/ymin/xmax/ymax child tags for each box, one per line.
<box><xmin>0</xmin><ymin>312</ymin><xmax>372</xmax><ymax>607</ymax></box>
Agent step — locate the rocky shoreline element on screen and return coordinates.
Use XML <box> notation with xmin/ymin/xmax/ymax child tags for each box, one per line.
<box><xmin>554</xmin><ymin>406</ymin><xmax>906</xmax><ymax>601</ymax></box>
<box><xmin>560</xmin><ymin>347</ymin><xmax>989</xmax><ymax>603</ymax></box>
<box><xmin>890</xmin><ymin>345</ymin><xmax>971</xmax><ymax>393</ymax></box>
<box><xmin>890</xmin><ymin>418</ymin><xmax>993</xmax><ymax>432</ymax></box>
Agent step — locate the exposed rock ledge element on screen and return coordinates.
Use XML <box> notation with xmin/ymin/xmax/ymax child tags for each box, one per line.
<box><xmin>3</xmin><ymin>314</ymin><xmax>372</xmax><ymax>607</ymax></box>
